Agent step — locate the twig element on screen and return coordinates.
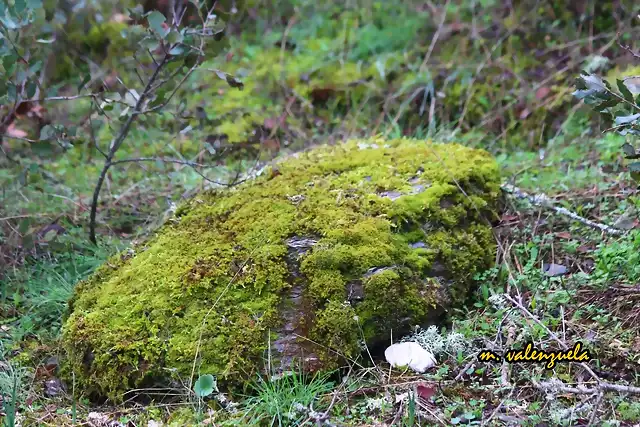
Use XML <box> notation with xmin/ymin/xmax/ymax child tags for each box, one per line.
<box><xmin>587</xmin><ymin>391</ymin><xmax>604</xmax><ymax>427</ymax></box>
<box><xmin>419</xmin><ymin>0</ymin><xmax>451</xmax><ymax>72</ymax></box>
<box><xmin>617</xmin><ymin>33</ymin><xmax>640</xmax><ymax>60</ymax></box>
<box><xmin>503</xmin><ymin>294</ymin><xmax>601</xmax><ymax>382</ymax></box>
<box><xmin>482</xmin><ymin>388</ymin><xmax>514</xmax><ymax>426</ymax></box>
<box><xmin>501</xmin><ymin>326</ymin><xmax>514</xmax><ymax>386</ymax></box>
<box><xmin>89</xmin><ymin>53</ymin><xmax>169</xmax><ymax>244</ymax></box>
<box><xmin>110</xmin><ymin>157</ymin><xmax>208</xmax><ymax>167</ymax></box>
<box><xmin>534</xmin><ymin>378</ymin><xmax>640</xmax><ymax>396</ymax></box>
<box><xmin>0</xmin><ymin>134</ymin><xmax>40</xmax><ymax>143</ymax></box>
<box><xmin>501</xmin><ymin>184</ymin><xmax>626</xmax><ymax>236</ymax></box>
<box><xmin>505</xmin><ymin>294</ymin><xmax>640</xmax><ymax>397</ymax></box>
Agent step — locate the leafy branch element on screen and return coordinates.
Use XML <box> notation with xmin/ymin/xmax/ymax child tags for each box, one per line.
<box><xmin>573</xmin><ymin>68</ymin><xmax>640</xmax><ymax>178</ymax></box>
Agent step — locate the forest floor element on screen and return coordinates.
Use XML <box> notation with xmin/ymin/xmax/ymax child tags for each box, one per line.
<box><xmin>2</xmin><ymin>2</ymin><xmax>640</xmax><ymax>426</ymax></box>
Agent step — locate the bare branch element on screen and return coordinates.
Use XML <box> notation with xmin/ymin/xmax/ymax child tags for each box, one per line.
<box><xmin>501</xmin><ymin>184</ymin><xmax>626</xmax><ymax>236</ymax></box>
<box><xmin>110</xmin><ymin>157</ymin><xmax>208</xmax><ymax>167</ymax></box>
<box><xmin>88</xmin><ymin>114</ymin><xmax>107</xmax><ymax>158</ymax></box>
<box><xmin>617</xmin><ymin>33</ymin><xmax>640</xmax><ymax>59</ymax></box>
<box><xmin>89</xmin><ymin>54</ymin><xmax>170</xmax><ymax>244</ymax></box>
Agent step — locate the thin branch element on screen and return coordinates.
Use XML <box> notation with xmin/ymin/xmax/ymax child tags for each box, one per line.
<box><xmin>501</xmin><ymin>184</ymin><xmax>626</xmax><ymax>236</ymax></box>
<box><xmin>534</xmin><ymin>378</ymin><xmax>640</xmax><ymax>396</ymax></box>
<box><xmin>617</xmin><ymin>33</ymin><xmax>640</xmax><ymax>59</ymax></box>
<box><xmin>587</xmin><ymin>391</ymin><xmax>605</xmax><ymax>427</ymax></box>
<box><xmin>0</xmin><ymin>134</ymin><xmax>39</xmax><ymax>143</ymax></box>
<box><xmin>89</xmin><ymin>54</ymin><xmax>170</xmax><ymax>244</ymax></box>
<box><xmin>88</xmin><ymin>114</ymin><xmax>107</xmax><ymax>158</ymax></box>
<box><xmin>419</xmin><ymin>0</ymin><xmax>451</xmax><ymax>72</ymax></box>
<box><xmin>503</xmin><ymin>294</ymin><xmax>601</xmax><ymax>383</ymax></box>
<box><xmin>110</xmin><ymin>157</ymin><xmax>208</xmax><ymax>167</ymax></box>
<box><xmin>140</xmin><ymin>61</ymin><xmax>204</xmax><ymax>114</ymax></box>
<box><xmin>39</xmin><ymin>94</ymin><xmax>99</xmax><ymax>102</ymax></box>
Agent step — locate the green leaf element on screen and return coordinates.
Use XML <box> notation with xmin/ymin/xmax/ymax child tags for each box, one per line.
<box><xmin>183</xmin><ymin>53</ymin><xmax>201</xmax><ymax>68</ymax></box>
<box><xmin>194</xmin><ymin>374</ymin><xmax>217</xmax><ymax>397</ymax></box>
<box><xmin>618</xmin><ymin>79</ymin><xmax>635</xmax><ymax>104</ymax></box>
<box><xmin>168</xmin><ymin>46</ymin><xmax>185</xmax><ymax>56</ymax></box>
<box><xmin>0</xmin><ymin>14</ymin><xmax>19</xmax><ymax>30</ymax></box>
<box><xmin>614</xmin><ymin>113</ymin><xmax>640</xmax><ymax>126</ymax></box>
<box><xmin>166</xmin><ymin>30</ymin><xmax>183</xmax><ymax>45</ymax></box>
<box><xmin>14</xmin><ymin>0</ymin><xmax>27</xmax><ymax>14</ymax></box>
<box><xmin>78</xmin><ymin>74</ymin><xmax>91</xmax><ymax>92</ymax></box>
<box><xmin>149</xmin><ymin>86</ymin><xmax>170</xmax><ymax>108</ymax></box>
<box><xmin>623</xmin><ymin>76</ymin><xmax>640</xmax><ymax>95</ymax></box>
<box><xmin>226</xmin><ymin>74</ymin><xmax>244</xmax><ymax>90</ymax></box>
<box><xmin>621</xmin><ymin>143</ymin><xmax>640</xmax><ymax>159</ymax></box>
<box><xmin>39</xmin><ymin>124</ymin><xmax>55</xmax><ymax>140</ymax></box>
<box><xmin>139</xmin><ymin>37</ymin><xmax>160</xmax><ymax>52</ymax></box>
<box><xmin>147</xmin><ymin>11</ymin><xmax>167</xmax><ymax>38</ymax></box>
<box><xmin>127</xmin><ymin>4</ymin><xmax>145</xmax><ymax>20</ymax></box>
<box><xmin>18</xmin><ymin>218</ymin><xmax>31</xmax><ymax>234</ymax></box>
<box><xmin>575</xmin><ymin>74</ymin><xmax>608</xmax><ymax>100</ymax></box>
<box><xmin>593</xmin><ymin>98</ymin><xmax>619</xmax><ymax>112</ymax></box>
<box><xmin>43</xmin><ymin>229</ymin><xmax>57</xmax><ymax>242</ymax></box>
<box><xmin>26</xmin><ymin>81</ymin><xmax>36</xmax><ymax>98</ymax></box>
<box><xmin>28</xmin><ymin>60</ymin><xmax>42</xmax><ymax>75</ymax></box>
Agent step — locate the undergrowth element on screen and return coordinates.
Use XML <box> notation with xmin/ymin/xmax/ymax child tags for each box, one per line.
<box><xmin>2</xmin><ymin>0</ymin><xmax>640</xmax><ymax>425</ymax></box>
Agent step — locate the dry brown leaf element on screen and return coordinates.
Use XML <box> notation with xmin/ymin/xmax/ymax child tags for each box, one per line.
<box><xmin>6</xmin><ymin>123</ymin><xmax>28</xmax><ymax>138</ymax></box>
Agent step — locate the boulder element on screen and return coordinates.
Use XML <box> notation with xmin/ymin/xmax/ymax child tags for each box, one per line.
<box><xmin>61</xmin><ymin>138</ymin><xmax>500</xmax><ymax>400</ymax></box>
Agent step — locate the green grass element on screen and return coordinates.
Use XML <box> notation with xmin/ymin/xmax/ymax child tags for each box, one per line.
<box><xmin>2</xmin><ymin>0</ymin><xmax>640</xmax><ymax>425</ymax></box>
<box><xmin>1</xmin><ymin>234</ymin><xmax>115</xmax><ymax>351</ymax></box>
<box><xmin>231</xmin><ymin>371</ymin><xmax>335</xmax><ymax>426</ymax></box>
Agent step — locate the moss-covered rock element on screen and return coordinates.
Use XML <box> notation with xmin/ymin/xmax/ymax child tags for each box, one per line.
<box><xmin>61</xmin><ymin>138</ymin><xmax>500</xmax><ymax>400</ymax></box>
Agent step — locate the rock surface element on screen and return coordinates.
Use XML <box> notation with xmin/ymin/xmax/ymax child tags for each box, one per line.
<box><xmin>61</xmin><ymin>138</ymin><xmax>500</xmax><ymax>400</ymax></box>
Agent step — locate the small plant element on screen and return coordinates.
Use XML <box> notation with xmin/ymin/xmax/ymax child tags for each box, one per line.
<box><xmin>0</xmin><ymin>0</ymin><xmax>242</xmax><ymax>244</ymax></box>
<box><xmin>240</xmin><ymin>371</ymin><xmax>335</xmax><ymax>427</ymax></box>
<box><xmin>573</xmin><ymin>59</ymin><xmax>640</xmax><ymax>179</ymax></box>
<box><xmin>193</xmin><ymin>373</ymin><xmax>217</xmax><ymax>398</ymax></box>
<box><xmin>0</xmin><ymin>361</ymin><xmax>26</xmax><ymax>427</ymax></box>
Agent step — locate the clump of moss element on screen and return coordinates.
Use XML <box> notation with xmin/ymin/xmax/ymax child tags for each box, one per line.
<box><xmin>61</xmin><ymin>138</ymin><xmax>500</xmax><ymax>401</ymax></box>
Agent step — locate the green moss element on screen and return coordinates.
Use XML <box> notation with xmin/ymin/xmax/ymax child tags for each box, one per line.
<box><xmin>61</xmin><ymin>138</ymin><xmax>500</xmax><ymax>400</ymax></box>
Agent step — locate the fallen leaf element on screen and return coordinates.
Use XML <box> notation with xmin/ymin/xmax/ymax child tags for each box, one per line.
<box><xmin>261</xmin><ymin>138</ymin><xmax>280</xmax><ymax>153</ymax></box>
<box><xmin>416</xmin><ymin>383</ymin><xmax>437</xmax><ymax>401</ymax></box>
<box><xmin>500</xmin><ymin>213</ymin><xmax>519</xmax><ymax>222</ymax></box>
<box><xmin>614</xmin><ymin>213</ymin><xmax>636</xmax><ymax>230</ymax></box>
<box><xmin>542</xmin><ymin>263</ymin><xmax>568</xmax><ymax>277</ymax></box>
<box><xmin>555</xmin><ymin>232</ymin><xmax>572</xmax><ymax>239</ymax></box>
<box><xmin>577</xmin><ymin>245</ymin><xmax>592</xmax><ymax>253</ymax></box>
<box><xmin>5</xmin><ymin>123</ymin><xmax>28</xmax><ymax>138</ymax></box>
<box><xmin>44</xmin><ymin>378</ymin><xmax>65</xmax><ymax>397</ymax></box>
<box><xmin>535</xmin><ymin>86</ymin><xmax>551</xmax><ymax>100</ymax></box>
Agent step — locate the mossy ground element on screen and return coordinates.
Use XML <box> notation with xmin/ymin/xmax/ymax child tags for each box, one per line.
<box><xmin>61</xmin><ymin>138</ymin><xmax>499</xmax><ymax>400</ymax></box>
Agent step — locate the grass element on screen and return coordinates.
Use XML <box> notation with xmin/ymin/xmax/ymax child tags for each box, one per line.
<box><xmin>233</xmin><ymin>371</ymin><xmax>336</xmax><ymax>426</ymax></box>
<box><xmin>2</xmin><ymin>0</ymin><xmax>640</xmax><ymax>425</ymax></box>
